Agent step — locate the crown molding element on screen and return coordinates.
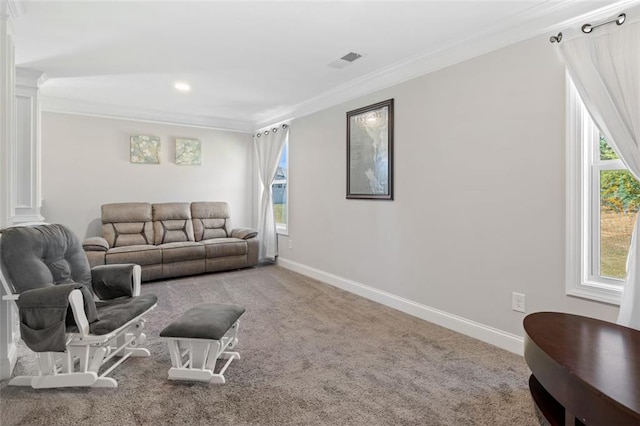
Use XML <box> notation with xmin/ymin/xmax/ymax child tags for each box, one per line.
<box><xmin>40</xmin><ymin>96</ymin><xmax>253</xmax><ymax>133</ymax></box>
<box><xmin>559</xmin><ymin>0</ymin><xmax>640</xmax><ymax>24</ymax></box>
<box><xmin>254</xmin><ymin>0</ymin><xmax>638</xmax><ymax>128</ymax></box>
<box><xmin>16</xmin><ymin>67</ymin><xmax>45</xmax><ymax>88</ymax></box>
<box><xmin>30</xmin><ymin>0</ymin><xmax>638</xmax><ymax>133</ymax></box>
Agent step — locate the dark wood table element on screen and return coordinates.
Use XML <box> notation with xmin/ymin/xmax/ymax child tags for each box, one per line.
<box><xmin>523</xmin><ymin>312</ymin><xmax>640</xmax><ymax>426</ymax></box>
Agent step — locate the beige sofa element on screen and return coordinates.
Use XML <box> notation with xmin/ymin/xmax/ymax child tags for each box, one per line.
<box><xmin>83</xmin><ymin>202</ymin><xmax>258</xmax><ymax>282</ymax></box>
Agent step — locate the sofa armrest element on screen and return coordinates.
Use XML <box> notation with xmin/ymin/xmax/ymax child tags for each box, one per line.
<box><xmin>231</xmin><ymin>228</ymin><xmax>258</xmax><ymax>240</ymax></box>
<box><xmin>91</xmin><ymin>264</ymin><xmax>142</xmax><ymax>299</ymax></box>
<box><xmin>82</xmin><ymin>236</ymin><xmax>109</xmax><ymax>252</ymax></box>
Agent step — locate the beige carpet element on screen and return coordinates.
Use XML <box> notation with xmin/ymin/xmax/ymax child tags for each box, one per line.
<box><xmin>0</xmin><ymin>265</ymin><xmax>537</xmax><ymax>425</ymax></box>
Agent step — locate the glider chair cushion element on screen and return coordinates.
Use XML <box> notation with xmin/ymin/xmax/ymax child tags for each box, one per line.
<box><xmin>2</xmin><ymin>224</ymin><xmax>93</xmax><ymax>293</ymax></box>
<box><xmin>91</xmin><ymin>296</ymin><xmax>157</xmax><ymax>335</ymax></box>
<box><xmin>0</xmin><ymin>223</ymin><xmax>157</xmax><ymax>389</ymax></box>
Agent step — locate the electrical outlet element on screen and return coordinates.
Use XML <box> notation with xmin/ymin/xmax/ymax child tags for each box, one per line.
<box><xmin>512</xmin><ymin>292</ymin><xmax>525</xmax><ymax>313</ymax></box>
<box><xmin>288</xmin><ymin>239</ymin><xmax>293</xmax><ymax>250</ymax></box>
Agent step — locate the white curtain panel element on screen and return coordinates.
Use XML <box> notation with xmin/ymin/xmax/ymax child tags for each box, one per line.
<box><xmin>558</xmin><ymin>15</ymin><xmax>640</xmax><ymax>328</ymax></box>
<box><xmin>254</xmin><ymin>125</ymin><xmax>289</xmax><ymax>260</ymax></box>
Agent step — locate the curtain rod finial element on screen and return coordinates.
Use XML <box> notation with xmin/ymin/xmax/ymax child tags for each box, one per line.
<box><xmin>550</xmin><ymin>32</ymin><xmax>563</xmax><ymax>43</ymax></box>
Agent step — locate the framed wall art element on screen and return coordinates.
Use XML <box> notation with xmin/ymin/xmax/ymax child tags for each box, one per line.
<box><xmin>130</xmin><ymin>134</ymin><xmax>160</xmax><ymax>164</ymax></box>
<box><xmin>175</xmin><ymin>138</ymin><xmax>201</xmax><ymax>165</ymax></box>
<box><xmin>346</xmin><ymin>98</ymin><xmax>394</xmax><ymax>200</ymax></box>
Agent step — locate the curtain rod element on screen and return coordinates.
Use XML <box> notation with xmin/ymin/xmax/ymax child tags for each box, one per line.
<box><xmin>582</xmin><ymin>13</ymin><xmax>626</xmax><ymax>33</ymax></box>
<box><xmin>254</xmin><ymin>123</ymin><xmax>288</xmax><ymax>138</ymax></box>
<box><xmin>550</xmin><ymin>12</ymin><xmax>626</xmax><ymax>43</ymax></box>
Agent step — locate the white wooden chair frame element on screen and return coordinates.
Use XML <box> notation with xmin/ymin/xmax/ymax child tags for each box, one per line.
<box><xmin>163</xmin><ymin>320</ymin><xmax>240</xmax><ymax>384</ymax></box>
<box><xmin>1</xmin><ymin>263</ymin><xmax>157</xmax><ymax>388</ymax></box>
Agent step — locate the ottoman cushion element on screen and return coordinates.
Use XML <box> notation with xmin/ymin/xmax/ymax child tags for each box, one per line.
<box><xmin>160</xmin><ymin>303</ymin><xmax>245</xmax><ymax>340</ymax></box>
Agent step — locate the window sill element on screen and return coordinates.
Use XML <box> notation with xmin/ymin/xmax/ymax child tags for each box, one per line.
<box><xmin>566</xmin><ymin>282</ymin><xmax>622</xmax><ymax>306</ymax></box>
<box><xmin>276</xmin><ymin>226</ymin><xmax>288</xmax><ymax>237</ymax></box>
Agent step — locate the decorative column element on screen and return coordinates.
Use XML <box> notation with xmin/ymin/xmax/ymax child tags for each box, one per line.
<box><xmin>0</xmin><ymin>0</ymin><xmax>19</xmax><ymax>380</ymax></box>
<box><xmin>13</xmin><ymin>67</ymin><xmax>45</xmax><ymax>224</ymax></box>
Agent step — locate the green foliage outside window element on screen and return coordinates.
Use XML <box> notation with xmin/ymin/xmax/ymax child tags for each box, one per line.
<box><xmin>601</xmin><ymin>170</ymin><xmax>640</xmax><ymax>214</ymax></box>
<box><xmin>599</xmin><ymin>137</ymin><xmax>640</xmax><ymax>278</ymax></box>
<box><xmin>599</xmin><ymin>137</ymin><xmax>640</xmax><ymax>214</ymax></box>
<box><xmin>274</xmin><ymin>203</ymin><xmax>286</xmax><ymax>225</ymax></box>
<box><xmin>599</xmin><ymin>136</ymin><xmax>619</xmax><ymax>160</ymax></box>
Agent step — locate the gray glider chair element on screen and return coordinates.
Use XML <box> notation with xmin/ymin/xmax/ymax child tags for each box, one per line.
<box><xmin>0</xmin><ymin>223</ymin><xmax>157</xmax><ymax>388</ymax></box>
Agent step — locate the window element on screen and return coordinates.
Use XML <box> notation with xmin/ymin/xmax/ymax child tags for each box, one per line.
<box><xmin>272</xmin><ymin>141</ymin><xmax>288</xmax><ymax>234</ymax></box>
<box><xmin>567</xmin><ymin>78</ymin><xmax>640</xmax><ymax>304</ymax></box>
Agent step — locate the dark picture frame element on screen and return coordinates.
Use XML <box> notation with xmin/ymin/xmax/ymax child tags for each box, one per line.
<box><xmin>346</xmin><ymin>99</ymin><xmax>394</xmax><ymax>200</ymax></box>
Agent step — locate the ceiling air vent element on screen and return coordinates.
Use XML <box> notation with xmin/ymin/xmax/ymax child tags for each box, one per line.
<box><xmin>328</xmin><ymin>51</ymin><xmax>363</xmax><ymax>69</ymax></box>
<box><xmin>341</xmin><ymin>52</ymin><xmax>362</xmax><ymax>62</ymax></box>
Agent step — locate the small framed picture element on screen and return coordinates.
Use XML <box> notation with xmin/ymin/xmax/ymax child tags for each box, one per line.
<box><xmin>175</xmin><ymin>138</ymin><xmax>202</xmax><ymax>165</ymax></box>
<box><xmin>346</xmin><ymin>99</ymin><xmax>394</xmax><ymax>200</ymax></box>
<box><xmin>130</xmin><ymin>135</ymin><xmax>160</xmax><ymax>164</ymax></box>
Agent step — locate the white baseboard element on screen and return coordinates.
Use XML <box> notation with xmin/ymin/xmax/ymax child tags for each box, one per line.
<box><xmin>277</xmin><ymin>258</ymin><xmax>524</xmax><ymax>356</ymax></box>
<box><xmin>0</xmin><ymin>342</ymin><xmax>17</xmax><ymax>380</ymax></box>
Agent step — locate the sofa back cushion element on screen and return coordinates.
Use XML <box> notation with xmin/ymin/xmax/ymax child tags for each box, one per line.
<box><xmin>191</xmin><ymin>202</ymin><xmax>232</xmax><ymax>241</ymax></box>
<box><xmin>102</xmin><ymin>203</ymin><xmax>154</xmax><ymax>248</ymax></box>
<box><xmin>152</xmin><ymin>203</ymin><xmax>195</xmax><ymax>245</ymax></box>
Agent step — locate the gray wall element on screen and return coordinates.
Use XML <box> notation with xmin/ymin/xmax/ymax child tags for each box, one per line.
<box><xmin>41</xmin><ymin>112</ymin><xmax>255</xmax><ymax>239</ymax></box>
<box><xmin>278</xmin><ymin>35</ymin><xmax>619</xmax><ymax>339</ymax></box>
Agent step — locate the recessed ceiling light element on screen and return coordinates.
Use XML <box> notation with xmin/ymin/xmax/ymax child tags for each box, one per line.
<box><xmin>174</xmin><ymin>82</ymin><xmax>191</xmax><ymax>92</ymax></box>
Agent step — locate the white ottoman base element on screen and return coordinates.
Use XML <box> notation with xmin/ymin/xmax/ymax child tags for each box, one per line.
<box><xmin>163</xmin><ymin>320</ymin><xmax>240</xmax><ymax>384</ymax></box>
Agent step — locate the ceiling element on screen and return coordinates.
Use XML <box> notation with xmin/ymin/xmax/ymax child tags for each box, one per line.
<box><xmin>10</xmin><ymin>0</ymin><xmax>636</xmax><ymax>132</ymax></box>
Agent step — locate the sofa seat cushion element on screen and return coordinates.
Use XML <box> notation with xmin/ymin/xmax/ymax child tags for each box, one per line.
<box><xmin>201</xmin><ymin>238</ymin><xmax>247</xmax><ymax>258</ymax></box>
<box><xmin>105</xmin><ymin>245</ymin><xmax>162</xmax><ymax>266</ymax></box>
<box><xmin>159</xmin><ymin>241</ymin><xmax>205</xmax><ymax>263</ymax></box>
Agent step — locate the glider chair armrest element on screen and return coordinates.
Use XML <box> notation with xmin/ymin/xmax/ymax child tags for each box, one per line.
<box><xmin>68</xmin><ymin>289</ymin><xmax>91</xmax><ymax>337</ymax></box>
<box><xmin>230</xmin><ymin>228</ymin><xmax>258</xmax><ymax>240</ymax></box>
<box><xmin>91</xmin><ymin>264</ymin><xmax>142</xmax><ymax>299</ymax></box>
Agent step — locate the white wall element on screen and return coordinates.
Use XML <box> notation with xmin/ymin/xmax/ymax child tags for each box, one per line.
<box><xmin>41</xmin><ymin>113</ymin><xmax>255</xmax><ymax>239</ymax></box>
<box><xmin>278</xmin><ymin>35</ymin><xmax>619</xmax><ymax>344</ymax></box>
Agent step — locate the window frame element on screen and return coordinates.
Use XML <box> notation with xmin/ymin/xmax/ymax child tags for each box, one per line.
<box><xmin>566</xmin><ymin>76</ymin><xmax>623</xmax><ymax>305</ymax></box>
<box><xmin>273</xmin><ymin>140</ymin><xmax>288</xmax><ymax>235</ymax></box>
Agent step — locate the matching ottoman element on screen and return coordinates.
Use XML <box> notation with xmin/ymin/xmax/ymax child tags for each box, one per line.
<box><xmin>160</xmin><ymin>303</ymin><xmax>245</xmax><ymax>384</ymax></box>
